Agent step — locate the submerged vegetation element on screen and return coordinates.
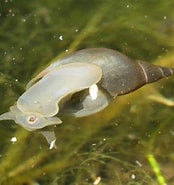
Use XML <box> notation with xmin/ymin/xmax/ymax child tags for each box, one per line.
<box><xmin>0</xmin><ymin>0</ymin><xmax>174</xmax><ymax>184</ymax></box>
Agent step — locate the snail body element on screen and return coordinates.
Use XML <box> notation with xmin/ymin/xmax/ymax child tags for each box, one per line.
<box><xmin>0</xmin><ymin>48</ymin><xmax>173</xmax><ymax>145</ymax></box>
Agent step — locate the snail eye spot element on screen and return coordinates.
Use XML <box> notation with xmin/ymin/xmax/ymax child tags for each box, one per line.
<box><xmin>27</xmin><ymin>115</ymin><xmax>37</xmax><ymax>124</ymax></box>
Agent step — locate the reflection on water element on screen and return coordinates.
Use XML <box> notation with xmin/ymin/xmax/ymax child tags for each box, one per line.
<box><xmin>0</xmin><ymin>0</ymin><xmax>174</xmax><ymax>184</ymax></box>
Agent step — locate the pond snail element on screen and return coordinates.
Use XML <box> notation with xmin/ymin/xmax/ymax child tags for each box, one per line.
<box><xmin>0</xmin><ymin>48</ymin><xmax>173</xmax><ymax>146</ymax></box>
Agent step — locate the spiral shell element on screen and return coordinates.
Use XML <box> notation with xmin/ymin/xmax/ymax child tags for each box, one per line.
<box><xmin>0</xmin><ymin>48</ymin><xmax>173</xmax><ymax>136</ymax></box>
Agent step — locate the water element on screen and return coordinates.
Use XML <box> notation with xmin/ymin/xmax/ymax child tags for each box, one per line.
<box><xmin>0</xmin><ymin>0</ymin><xmax>174</xmax><ymax>184</ymax></box>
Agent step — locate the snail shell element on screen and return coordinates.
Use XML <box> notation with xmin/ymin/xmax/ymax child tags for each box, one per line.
<box><xmin>0</xmin><ymin>48</ymin><xmax>174</xmax><ymax>132</ymax></box>
<box><xmin>28</xmin><ymin>48</ymin><xmax>174</xmax><ymax>97</ymax></box>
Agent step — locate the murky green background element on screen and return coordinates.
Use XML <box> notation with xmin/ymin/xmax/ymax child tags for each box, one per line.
<box><xmin>0</xmin><ymin>0</ymin><xmax>174</xmax><ymax>184</ymax></box>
